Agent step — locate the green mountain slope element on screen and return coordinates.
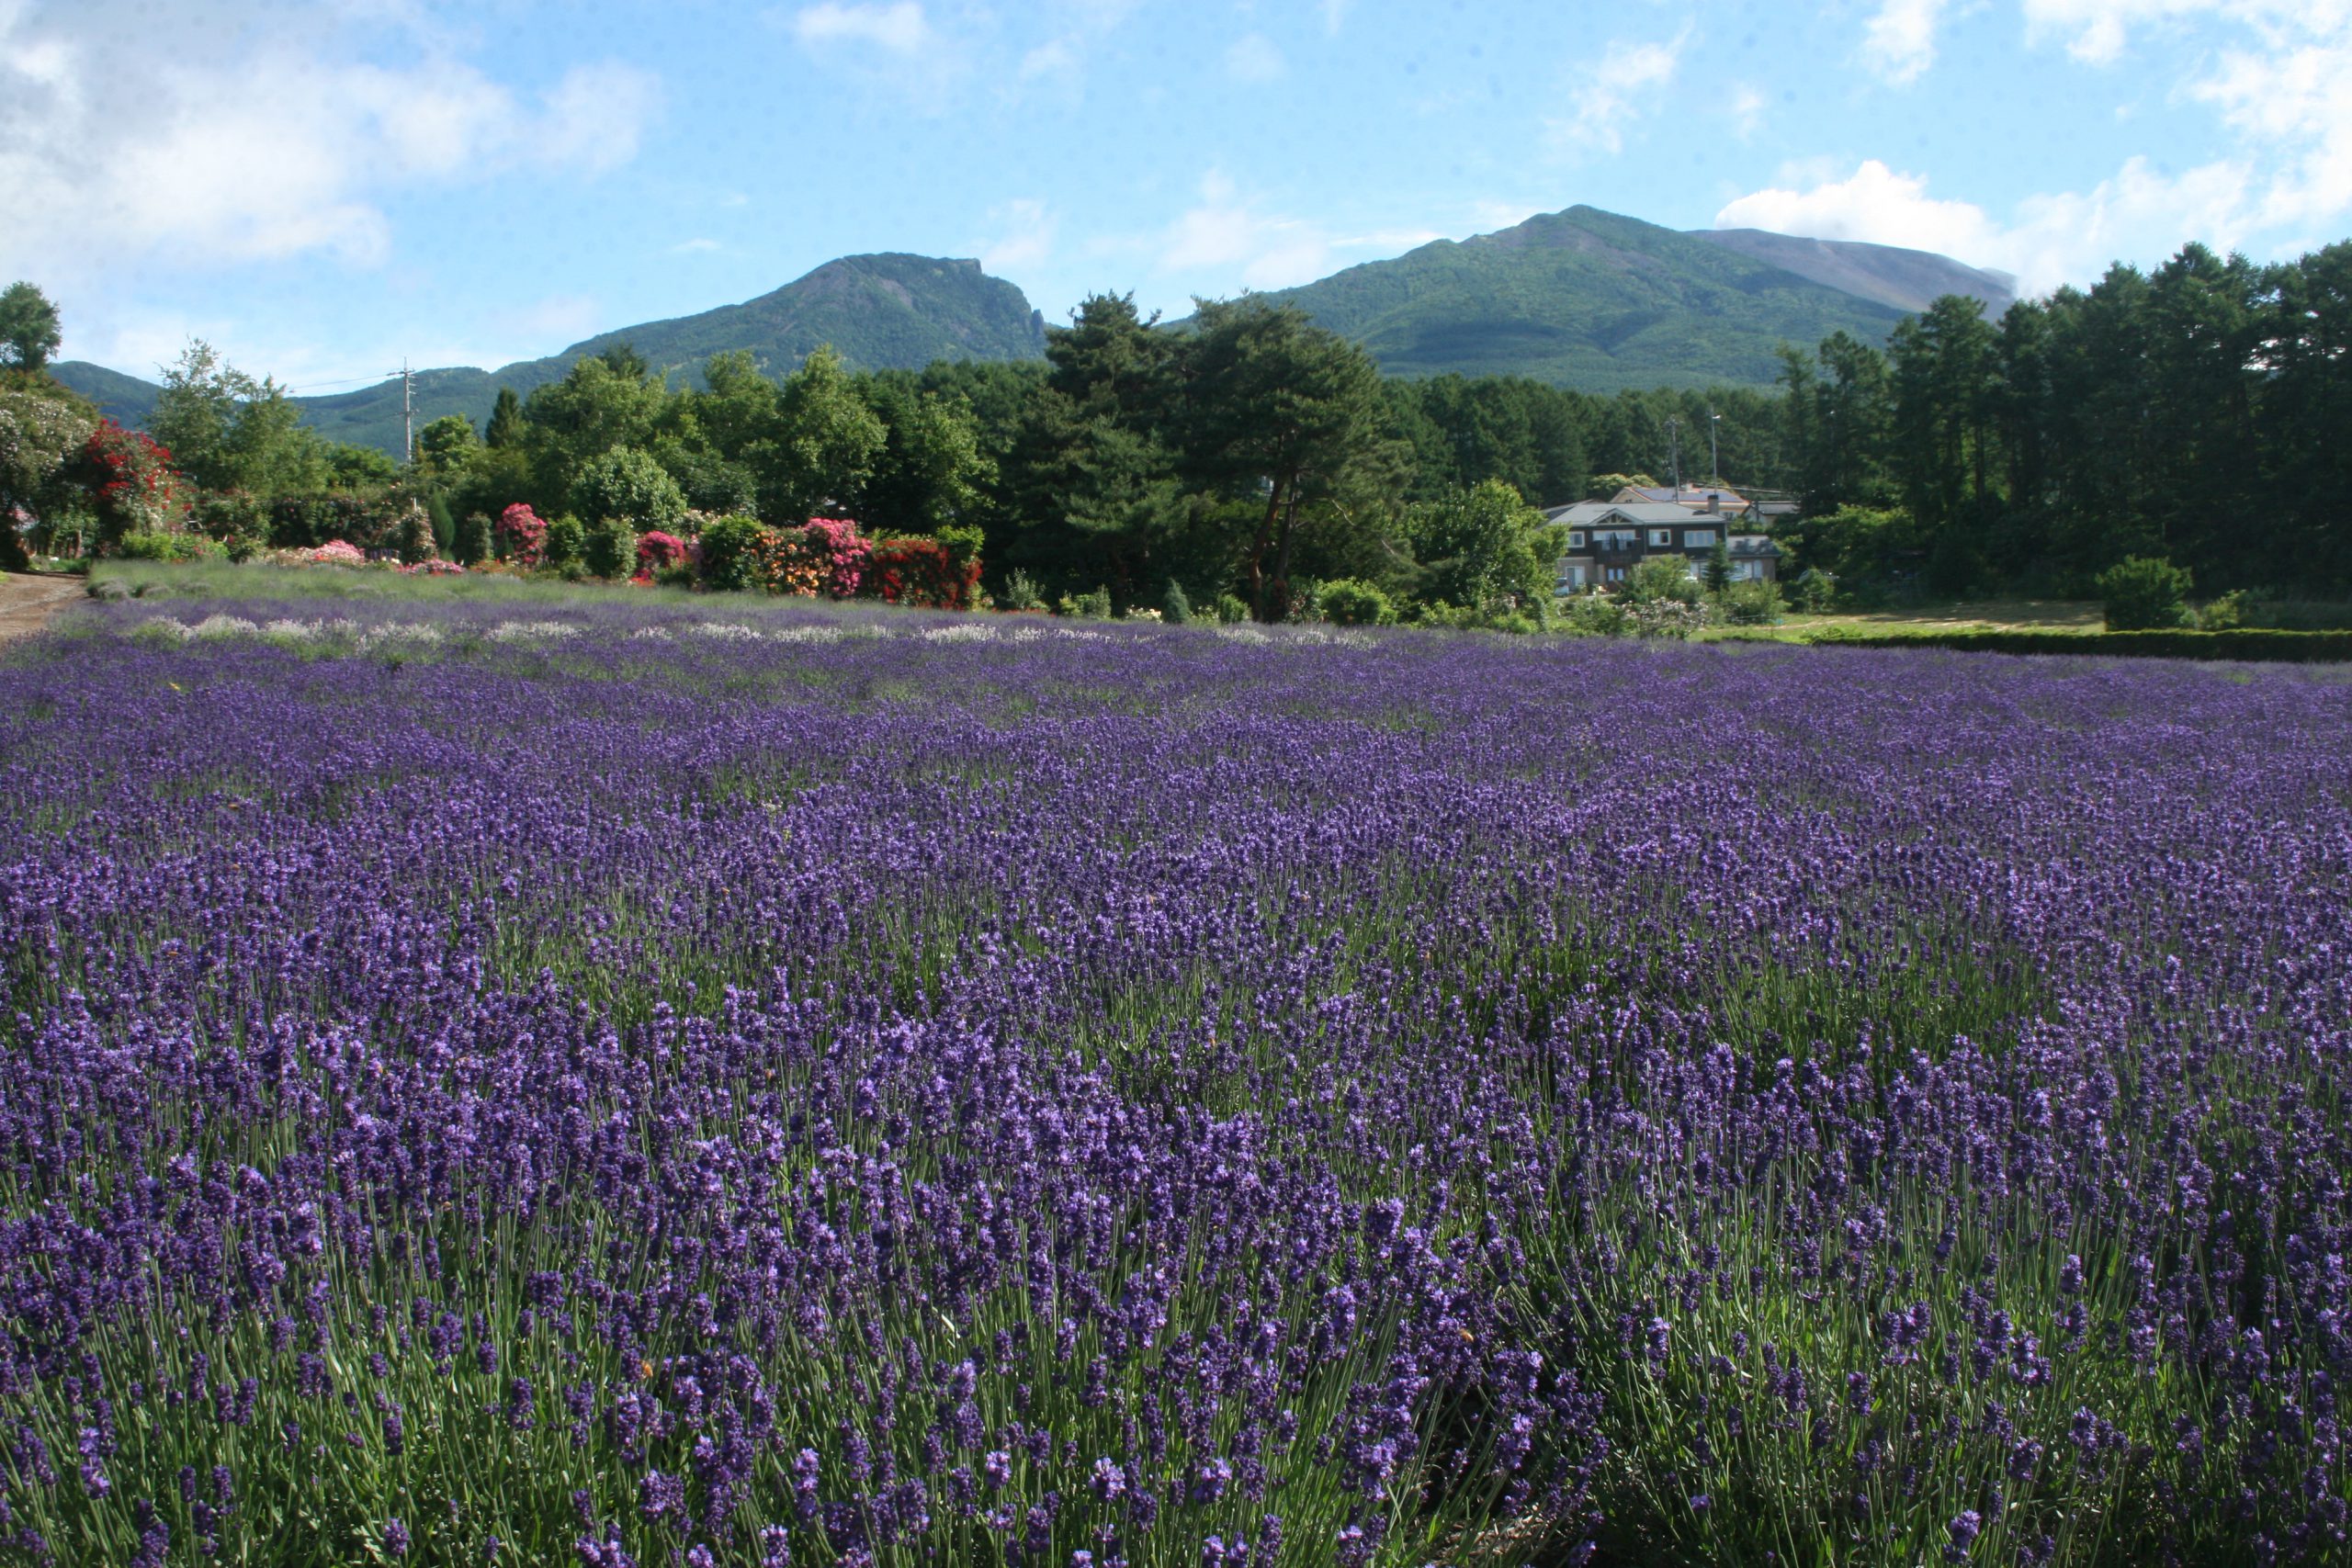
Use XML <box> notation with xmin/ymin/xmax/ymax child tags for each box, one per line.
<box><xmin>56</xmin><ymin>254</ymin><xmax>1046</xmax><ymax>456</ymax></box>
<box><xmin>1686</xmin><ymin>227</ymin><xmax>2015</xmax><ymax>316</ymax></box>
<box><xmin>1250</xmin><ymin>206</ymin><xmax>1914</xmax><ymax>391</ymax></box>
<box><xmin>45</xmin><ymin>361</ymin><xmax>164</xmax><ymax>431</ymax></box>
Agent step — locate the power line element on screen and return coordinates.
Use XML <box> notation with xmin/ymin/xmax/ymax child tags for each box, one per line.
<box><xmin>279</xmin><ymin>374</ymin><xmax>395</xmax><ymax>394</ymax></box>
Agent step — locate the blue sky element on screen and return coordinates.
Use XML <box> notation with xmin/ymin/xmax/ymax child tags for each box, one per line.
<box><xmin>5</xmin><ymin>0</ymin><xmax>2346</xmax><ymax>392</ymax></box>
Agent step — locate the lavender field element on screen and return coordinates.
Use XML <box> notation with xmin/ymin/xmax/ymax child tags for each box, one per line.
<box><xmin>1</xmin><ymin>591</ymin><xmax>2347</xmax><ymax>1566</ymax></box>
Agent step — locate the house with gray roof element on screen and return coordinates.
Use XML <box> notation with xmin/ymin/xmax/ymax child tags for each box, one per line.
<box><xmin>1548</xmin><ymin>499</ymin><xmax>1781</xmax><ymax>592</ymax></box>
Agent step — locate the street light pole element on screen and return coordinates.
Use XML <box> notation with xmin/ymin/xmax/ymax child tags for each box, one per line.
<box><xmin>1708</xmin><ymin>411</ymin><xmax>1722</xmax><ymax>489</ymax></box>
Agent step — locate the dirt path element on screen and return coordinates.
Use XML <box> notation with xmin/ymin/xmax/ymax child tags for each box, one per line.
<box><xmin>0</xmin><ymin>574</ymin><xmax>85</xmax><ymax>645</ymax></box>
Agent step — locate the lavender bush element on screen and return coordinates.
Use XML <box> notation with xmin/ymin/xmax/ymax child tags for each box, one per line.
<box><xmin>0</xmin><ymin>591</ymin><xmax>2345</xmax><ymax>1565</ymax></box>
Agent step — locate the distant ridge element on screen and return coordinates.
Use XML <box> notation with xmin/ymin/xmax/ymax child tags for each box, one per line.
<box><xmin>1245</xmin><ymin>205</ymin><xmax>1930</xmax><ymax>391</ymax></box>
<box><xmin>1687</xmin><ymin>228</ymin><xmax>2015</xmax><ymax>316</ymax></box>
<box><xmin>56</xmin><ymin>254</ymin><xmax>1047</xmax><ymax>456</ymax></box>
<box><xmin>52</xmin><ymin>211</ymin><xmax>2024</xmax><ymax>451</ymax></box>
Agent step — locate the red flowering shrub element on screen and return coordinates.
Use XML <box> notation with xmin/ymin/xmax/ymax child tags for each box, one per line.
<box><xmin>636</xmin><ymin>530</ymin><xmax>687</xmax><ymax>574</ymax></box>
<box><xmin>496</xmin><ymin>503</ymin><xmax>548</xmax><ymax>568</ymax></box>
<box><xmin>72</xmin><ymin>421</ymin><xmax>183</xmax><ymax>547</ymax></box>
<box><xmin>862</xmin><ymin>536</ymin><xmax>981</xmax><ymax>609</ymax></box>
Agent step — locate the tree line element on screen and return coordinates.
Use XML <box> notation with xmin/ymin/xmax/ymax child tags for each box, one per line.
<box><xmin>1779</xmin><ymin>240</ymin><xmax>2352</xmax><ymax>598</ymax></box>
<box><xmin>8</xmin><ymin>235</ymin><xmax>2351</xmax><ymax>609</ymax></box>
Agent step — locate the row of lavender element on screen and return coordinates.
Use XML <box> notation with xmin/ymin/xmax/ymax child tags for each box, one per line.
<box><xmin>0</xmin><ymin>597</ymin><xmax>2346</xmax><ymax>1564</ymax></box>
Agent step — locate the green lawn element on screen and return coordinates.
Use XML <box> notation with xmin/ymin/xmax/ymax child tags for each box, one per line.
<box><xmin>1705</xmin><ymin>598</ymin><xmax>2104</xmax><ymax>641</ymax></box>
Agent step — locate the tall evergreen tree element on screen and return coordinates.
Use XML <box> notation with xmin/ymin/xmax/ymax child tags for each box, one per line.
<box><xmin>484</xmin><ymin>388</ymin><xmax>526</xmax><ymax>450</ymax></box>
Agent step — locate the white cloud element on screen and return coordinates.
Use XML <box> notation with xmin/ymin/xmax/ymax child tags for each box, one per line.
<box><xmin>1020</xmin><ymin>38</ymin><xmax>1081</xmax><ymax>79</ymax></box>
<box><xmin>1322</xmin><ymin>0</ymin><xmax>1351</xmax><ymax>36</ymax></box>
<box><xmin>2014</xmin><ymin>3</ymin><xmax>2352</xmax><ymax>241</ymax></box>
<box><xmin>788</xmin><ymin>1</ymin><xmax>933</xmax><ymax>53</ymax></box>
<box><xmin>980</xmin><ymin>198</ymin><xmax>1057</xmax><ymax>273</ymax></box>
<box><xmin>0</xmin><ymin>3</ymin><xmax>661</xmax><ymax>277</ymax></box>
<box><xmin>1226</xmin><ymin>33</ymin><xmax>1287</xmax><ymax>83</ymax></box>
<box><xmin>1145</xmin><ymin>175</ymin><xmax>1445</xmax><ymax>296</ymax></box>
<box><xmin>492</xmin><ymin>293</ymin><xmax>605</xmax><ymax>349</ymax></box>
<box><xmin>1713</xmin><ymin>155</ymin><xmax>2255</xmax><ymax>294</ymax></box>
<box><xmin>2019</xmin><ymin>0</ymin><xmax>2352</xmax><ymax>63</ymax></box>
<box><xmin>2190</xmin><ymin>19</ymin><xmax>2352</xmax><ymax>228</ymax></box>
<box><xmin>1155</xmin><ymin>173</ymin><xmax>1332</xmax><ymax>290</ymax></box>
<box><xmin>1544</xmin><ymin>27</ymin><xmax>1690</xmax><ymax>158</ymax></box>
<box><xmin>1860</xmin><ymin>0</ymin><xmax>1952</xmax><ymax>84</ymax></box>
<box><xmin>1729</xmin><ymin>85</ymin><xmax>1768</xmax><ymax>140</ymax></box>
<box><xmin>670</xmin><ymin>238</ymin><xmax>723</xmax><ymax>254</ymax></box>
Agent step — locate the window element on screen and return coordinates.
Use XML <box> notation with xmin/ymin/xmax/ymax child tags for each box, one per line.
<box><xmin>1606</xmin><ymin>565</ymin><xmax>1626</xmax><ymax>582</ymax></box>
<box><xmin>1648</xmin><ymin>528</ymin><xmax>1673</xmax><ymax>547</ymax></box>
<box><xmin>1594</xmin><ymin>529</ymin><xmax>1636</xmax><ymax>549</ymax></box>
<box><xmin>1683</xmin><ymin>529</ymin><xmax>1715</xmax><ymax>548</ymax></box>
<box><xmin>1567</xmin><ymin>531</ymin><xmax>1585</xmax><ymax>547</ymax></box>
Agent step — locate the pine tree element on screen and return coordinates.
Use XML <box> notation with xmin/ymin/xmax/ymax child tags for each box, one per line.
<box><xmin>484</xmin><ymin>388</ymin><xmax>525</xmax><ymax>450</ymax></box>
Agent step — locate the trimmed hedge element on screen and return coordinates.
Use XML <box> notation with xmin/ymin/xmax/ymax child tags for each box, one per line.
<box><xmin>1801</xmin><ymin>626</ymin><xmax>2352</xmax><ymax>662</ymax></box>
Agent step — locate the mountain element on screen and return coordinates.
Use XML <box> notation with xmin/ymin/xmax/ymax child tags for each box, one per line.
<box><xmin>47</xmin><ymin>360</ymin><xmax>164</xmax><ymax>431</ymax></box>
<box><xmin>1686</xmin><ymin>227</ymin><xmax>2015</xmax><ymax>316</ymax></box>
<box><xmin>51</xmin><ymin>213</ymin><xmax>2021</xmax><ymax>451</ymax></box>
<box><xmin>55</xmin><ymin>253</ymin><xmax>1047</xmax><ymax>456</ymax></box>
<box><xmin>1245</xmin><ymin>206</ymin><xmax>1928</xmax><ymax>392</ymax></box>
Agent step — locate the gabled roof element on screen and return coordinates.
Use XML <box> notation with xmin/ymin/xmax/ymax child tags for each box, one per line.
<box><xmin>1612</xmin><ymin>484</ymin><xmax>1750</xmax><ymax>509</ymax></box>
<box><xmin>1546</xmin><ymin>502</ymin><xmax>1731</xmax><ymax>526</ymax></box>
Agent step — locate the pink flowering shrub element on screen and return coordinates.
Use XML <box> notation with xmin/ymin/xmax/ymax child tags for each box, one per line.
<box><xmin>310</xmin><ymin>539</ymin><xmax>365</xmax><ymax>565</ymax></box>
<box><xmin>800</xmin><ymin>517</ymin><xmax>869</xmax><ymax>599</ymax></box>
<box><xmin>496</xmin><ymin>503</ymin><xmax>548</xmax><ymax>568</ymax></box>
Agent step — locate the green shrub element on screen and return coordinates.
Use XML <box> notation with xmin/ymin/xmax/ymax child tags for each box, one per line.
<box><xmin>454</xmin><ymin>512</ymin><xmax>492</xmax><ymax>567</ymax></box>
<box><xmin>2096</xmin><ymin>556</ymin><xmax>2192</xmax><ymax>630</ymax></box>
<box><xmin>1057</xmin><ymin>586</ymin><xmax>1113</xmax><ymax>620</ymax></box>
<box><xmin>1623</xmin><ymin>555</ymin><xmax>1701</xmax><ymax>605</ymax></box>
<box><xmin>1216</xmin><ymin>592</ymin><xmax>1250</xmax><ymax>625</ymax></box>
<box><xmin>697</xmin><ymin>514</ymin><xmax>768</xmax><ymax>592</ymax></box>
<box><xmin>935</xmin><ymin>523</ymin><xmax>985</xmax><ymax>575</ymax></box>
<box><xmin>192</xmin><ymin>491</ymin><xmax>268</xmax><ymax>562</ymax></box>
<box><xmin>583</xmin><ymin>516</ymin><xmax>638</xmax><ymax>581</ymax></box>
<box><xmin>1562</xmin><ymin>592</ymin><xmax>1629</xmax><ymax>637</ymax></box>
<box><xmin>541</xmin><ymin>513</ymin><xmax>586</xmax><ymax>569</ymax></box>
<box><xmin>1317</xmin><ymin>578</ymin><xmax>1396</xmax><ymax>626</ymax></box>
<box><xmin>2195</xmin><ymin>590</ymin><xmax>2245</xmax><ymax>631</ymax></box>
<box><xmin>394</xmin><ymin>502</ymin><xmax>436</xmax><ymax>564</ymax></box>
<box><xmin>1160</xmin><ymin>581</ymin><xmax>1193</xmax><ymax>624</ymax></box>
<box><xmin>425</xmin><ymin>492</ymin><xmax>457</xmax><ymax>557</ymax></box>
<box><xmin>572</xmin><ymin>446</ymin><xmax>687</xmax><ymax>535</ymax></box>
<box><xmin>114</xmin><ymin>531</ymin><xmax>219</xmax><ymax>563</ymax></box>
<box><xmin>1791</xmin><ymin>568</ymin><xmax>1837</xmax><ymax>614</ymax></box>
<box><xmin>1719</xmin><ymin>579</ymin><xmax>1785</xmax><ymax>626</ymax></box>
<box><xmin>999</xmin><ymin>569</ymin><xmax>1045</xmax><ymax>611</ymax></box>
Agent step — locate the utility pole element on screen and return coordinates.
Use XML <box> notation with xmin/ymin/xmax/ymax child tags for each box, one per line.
<box><xmin>1667</xmin><ymin>415</ymin><xmax>1681</xmax><ymax>496</ymax></box>
<box><xmin>402</xmin><ymin>361</ymin><xmax>414</xmax><ymax>466</ymax></box>
<box><xmin>1708</xmin><ymin>411</ymin><xmax>1722</xmax><ymax>488</ymax></box>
